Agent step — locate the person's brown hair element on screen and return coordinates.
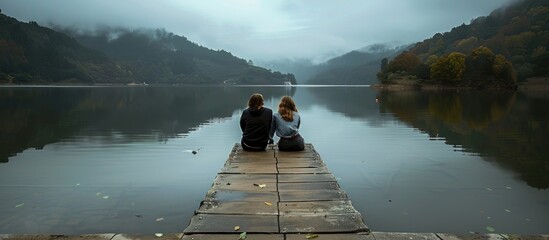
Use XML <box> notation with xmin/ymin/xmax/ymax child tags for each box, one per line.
<box><xmin>247</xmin><ymin>93</ymin><xmax>264</xmax><ymax>109</ymax></box>
<box><xmin>278</xmin><ymin>96</ymin><xmax>298</xmax><ymax>121</ymax></box>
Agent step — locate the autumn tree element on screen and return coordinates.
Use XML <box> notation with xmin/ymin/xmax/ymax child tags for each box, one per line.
<box><xmin>430</xmin><ymin>52</ymin><xmax>466</xmax><ymax>82</ymax></box>
<box><xmin>377</xmin><ymin>52</ymin><xmax>422</xmax><ymax>82</ymax></box>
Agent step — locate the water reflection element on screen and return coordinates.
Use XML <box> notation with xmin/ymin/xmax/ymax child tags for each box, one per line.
<box><xmin>376</xmin><ymin>90</ymin><xmax>549</xmax><ymax>189</ymax></box>
<box><xmin>0</xmin><ymin>86</ymin><xmax>295</xmax><ymax>163</ymax></box>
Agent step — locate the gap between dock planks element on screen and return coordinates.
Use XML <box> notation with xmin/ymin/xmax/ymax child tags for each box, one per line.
<box><xmin>182</xmin><ymin>143</ymin><xmax>370</xmax><ymax>239</ymax></box>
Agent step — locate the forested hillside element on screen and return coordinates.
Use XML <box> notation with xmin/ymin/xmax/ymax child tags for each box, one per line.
<box><xmin>378</xmin><ymin>0</ymin><xmax>549</xmax><ymax>88</ymax></box>
<box><xmin>0</xmin><ymin>11</ymin><xmax>295</xmax><ymax>85</ymax></box>
<box><xmin>59</xmin><ymin>27</ymin><xmax>296</xmax><ymax>85</ymax></box>
<box><xmin>0</xmin><ymin>13</ymin><xmax>131</xmax><ymax>84</ymax></box>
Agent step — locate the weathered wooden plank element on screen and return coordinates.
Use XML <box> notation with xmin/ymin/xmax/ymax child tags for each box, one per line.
<box><xmin>278</xmin><ymin>182</ymin><xmax>340</xmax><ymax>191</ymax></box>
<box><xmin>197</xmin><ymin>201</ymin><xmax>277</xmax><ymax>215</ymax></box>
<box><xmin>286</xmin><ymin>233</ymin><xmax>374</xmax><ymax>240</ymax></box>
<box><xmin>112</xmin><ymin>234</ymin><xmax>183</xmax><ymax>240</ymax></box>
<box><xmin>279</xmin><ymin>190</ymin><xmax>348</xmax><ymax>202</ymax></box>
<box><xmin>373</xmin><ymin>232</ymin><xmax>440</xmax><ymax>240</ymax></box>
<box><xmin>211</xmin><ymin>180</ymin><xmax>277</xmax><ymax>192</ymax></box>
<box><xmin>215</xmin><ymin>174</ymin><xmax>277</xmax><ymax>183</ymax></box>
<box><xmin>280</xmin><ymin>213</ymin><xmax>368</xmax><ymax>233</ymax></box>
<box><xmin>228</xmin><ymin>157</ymin><xmax>276</xmax><ymax>164</ymax></box>
<box><xmin>184</xmin><ymin>214</ymin><xmax>278</xmax><ymax>233</ymax></box>
<box><xmin>278</xmin><ymin>167</ymin><xmax>330</xmax><ymax>174</ymax></box>
<box><xmin>205</xmin><ymin>190</ymin><xmax>279</xmax><ymax>202</ymax></box>
<box><xmin>277</xmin><ymin>161</ymin><xmax>324</xmax><ymax>168</ymax></box>
<box><xmin>232</xmin><ymin>149</ymin><xmax>275</xmax><ymax>156</ymax></box>
<box><xmin>275</xmin><ymin>151</ymin><xmax>317</xmax><ymax>158</ymax></box>
<box><xmin>277</xmin><ymin>157</ymin><xmax>318</xmax><ymax>163</ymax></box>
<box><xmin>278</xmin><ymin>174</ymin><xmax>337</xmax><ymax>183</ymax></box>
<box><xmin>220</xmin><ymin>164</ymin><xmax>277</xmax><ymax>174</ymax></box>
<box><xmin>280</xmin><ymin>201</ymin><xmax>358</xmax><ymax>215</ymax></box>
<box><xmin>182</xmin><ymin>234</ymin><xmax>284</xmax><ymax>240</ymax></box>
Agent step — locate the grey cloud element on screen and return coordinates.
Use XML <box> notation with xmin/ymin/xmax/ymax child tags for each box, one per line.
<box><xmin>0</xmin><ymin>0</ymin><xmax>516</xmax><ymax>62</ymax></box>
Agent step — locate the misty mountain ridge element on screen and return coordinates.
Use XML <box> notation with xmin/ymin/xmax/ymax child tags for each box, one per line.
<box><xmin>0</xmin><ymin>12</ymin><xmax>295</xmax><ymax>85</ymax></box>
<box><xmin>258</xmin><ymin>43</ymin><xmax>408</xmax><ymax>84</ymax></box>
<box><xmin>0</xmin><ymin>13</ymin><xmax>132</xmax><ymax>84</ymax></box>
<box><xmin>56</xmin><ymin>25</ymin><xmax>296</xmax><ymax>85</ymax></box>
<box><xmin>305</xmin><ymin>43</ymin><xmax>409</xmax><ymax>85</ymax></box>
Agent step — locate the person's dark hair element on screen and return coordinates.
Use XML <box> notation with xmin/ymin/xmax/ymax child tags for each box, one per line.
<box><xmin>248</xmin><ymin>93</ymin><xmax>264</xmax><ymax>109</ymax></box>
<box><xmin>278</xmin><ymin>96</ymin><xmax>297</xmax><ymax>121</ymax></box>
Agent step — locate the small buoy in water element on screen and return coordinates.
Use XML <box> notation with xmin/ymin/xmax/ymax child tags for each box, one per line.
<box><xmin>192</xmin><ymin>150</ymin><xmax>197</xmax><ymax>154</ymax></box>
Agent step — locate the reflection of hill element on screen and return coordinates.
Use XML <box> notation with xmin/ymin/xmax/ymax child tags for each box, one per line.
<box><xmin>377</xmin><ymin>90</ymin><xmax>549</xmax><ymax>189</ymax></box>
<box><xmin>0</xmin><ymin>86</ymin><xmax>294</xmax><ymax>163</ymax></box>
<box><xmin>306</xmin><ymin>87</ymin><xmax>389</xmax><ymax>125</ymax></box>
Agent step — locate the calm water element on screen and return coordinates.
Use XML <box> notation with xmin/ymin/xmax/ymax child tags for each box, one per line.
<box><xmin>0</xmin><ymin>86</ymin><xmax>548</xmax><ymax>234</ymax></box>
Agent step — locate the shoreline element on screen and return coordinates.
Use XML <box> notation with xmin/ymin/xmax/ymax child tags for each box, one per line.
<box><xmin>372</xmin><ymin>77</ymin><xmax>549</xmax><ymax>91</ymax></box>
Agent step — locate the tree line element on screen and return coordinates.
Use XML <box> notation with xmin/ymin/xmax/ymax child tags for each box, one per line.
<box><xmin>377</xmin><ymin>0</ymin><xmax>549</xmax><ymax>88</ymax></box>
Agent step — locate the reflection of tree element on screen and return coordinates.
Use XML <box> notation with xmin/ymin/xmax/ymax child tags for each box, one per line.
<box><xmin>0</xmin><ymin>86</ymin><xmax>294</xmax><ymax>163</ymax></box>
<box><xmin>306</xmin><ymin>87</ymin><xmax>384</xmax><ymax>122</ymax></box>
<box><xmin>378</xmin><ymin>90</ymin><xmax>549</xmax><ymax>189</ymax></box>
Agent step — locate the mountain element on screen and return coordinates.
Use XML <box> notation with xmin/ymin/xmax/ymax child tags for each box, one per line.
<box><xmin>0</xmin><ymin>13</ymin><xmax>132</xmax><ymax>84</ymax></box>
<box><xmin>0</xmin><ymin>12</ymin><xmax>296</xmax><ymax>85</ymax></box>
<box><xmin>57</xmin><ymin>27</ymin><xmax>296</xmax><ymax>85</ymax></box>
<box><xmin>378</xmin><ymin>0</ymin><xmax>549</xmax><ymax>88</ymax></box>
<box><xmin>307</xmin><ymin>44</ymin><xmax>407</xmax><ymax>85</ymax></box>
<box><xmin>255</xmin><ymin>58</ymin><xmax>318</xmax><ymax>84</ymax></box>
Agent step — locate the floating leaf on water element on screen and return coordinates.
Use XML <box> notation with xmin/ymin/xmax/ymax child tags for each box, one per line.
<box><xmin>102</xmin><ymin>195</ymin><xmax>109</xmax><ymax>199</ymax></box>
<box><xmin>154</xmin><ymin>233</ymin><xmax>163</xmax><ymax>237</ymax></box>
<box><xmin>258</xmin><ymin>184</ymin><xmax>266</xmax><ymax>188</ymax></box>
<box><xmin>305</xmin><ymin>234</ymin><xmax>319</xmax><ymax>239</ymax></box>
<box><xmin>15</xmin><ymin>203</ymin><xmax>24</xmax><ymax>208</ymax></box>
<box><xmin>264</xmin><ymin>202</ymin><xmax>273</xmax><ymax>206</ymax></box>
<box><xmin>156</xmin><ymin>217</ymin><xmax>164</xmax><ymax>222</ymax></box>
<box><xmin>486</xmin><ymin>226</ymin><xmax>495</xmax><ymax>232</ymax></box>
<box><xmin>485</xmin><ymin>188</ymin><xmax>493</xmax><ymax>191</ymax></box>
<box><xmin>239</xmin><ymin>232</ymin><xmax>247</xmax><ymax>239</ymax></box>
<box><xmin>234</xmin><ymin>226</ymin><xmax>240</xmax><ymax>231</ymax></box>
<box><xmin>504</xmin><ymin>209</ymin><xmax>511</xmax><ymax>213</ymax></box>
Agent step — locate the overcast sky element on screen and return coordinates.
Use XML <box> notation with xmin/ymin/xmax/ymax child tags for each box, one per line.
<box><xmin>1</xmin><ymin>0</ymin><xmax>515</xmax><ymax>62</ymax></box>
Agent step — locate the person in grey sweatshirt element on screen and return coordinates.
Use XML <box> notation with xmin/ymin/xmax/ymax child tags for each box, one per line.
<box><xmin>269</xmin><ymin>96</ymin><xmax>304</xmax><ymax>151</ymax></box>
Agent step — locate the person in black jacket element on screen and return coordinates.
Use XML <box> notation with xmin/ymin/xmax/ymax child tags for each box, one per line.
<box><xmin>240</xmin><ymin>93</ymin><xmax>273</xmax><ymax>151</ymax></box>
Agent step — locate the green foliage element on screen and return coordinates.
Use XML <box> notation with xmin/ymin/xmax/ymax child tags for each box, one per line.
<box><xmin>462</xmin><ymin>46</ymin><xmax>517</xmax><ymax>88</ymax></box>
<box><xmin>377</xmin><ymin>51</ymin><xmax>428</xmax><ymax>82</ymax></box>
<box><xmin>430</xmin><ymin>52</ymin><xmax>466</xmax><ymax>82</ymax></box>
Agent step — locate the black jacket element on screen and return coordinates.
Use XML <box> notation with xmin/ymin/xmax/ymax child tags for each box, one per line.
<box><xmin>240</xmin><ymin>107</ymin><xmax>273</xmax><ymax>148</ymax></box>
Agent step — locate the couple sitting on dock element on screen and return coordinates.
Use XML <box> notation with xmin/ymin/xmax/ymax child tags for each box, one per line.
<box><xmin>240</xmin><ymin>93</ymin><xmax>305</xmax><ymax>151</ymax></box>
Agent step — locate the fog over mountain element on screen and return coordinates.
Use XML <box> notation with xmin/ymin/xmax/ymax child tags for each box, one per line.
<box><xmin>1</xmin><ymin>0</ymin><xmax>516</xmax><ymax>64</ymax></box>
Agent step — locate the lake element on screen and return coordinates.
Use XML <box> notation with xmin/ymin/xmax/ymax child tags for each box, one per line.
<box><xmin>0</xmin><ymin>86</ymin><xmax>548</xmax><ymax>235</ymax></box>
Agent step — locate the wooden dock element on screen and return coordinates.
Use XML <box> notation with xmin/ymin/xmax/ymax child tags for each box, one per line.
<box><xmin>182</xmin><ymin>143</ymin><xmax>370</xmax><ymax>239</ymax></box>
<box><xmin>2</xmin><ymin>144</ymin><xmax>548</xmax><ymax>239</ymax></box>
